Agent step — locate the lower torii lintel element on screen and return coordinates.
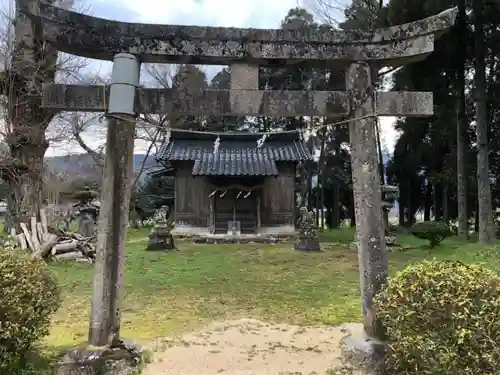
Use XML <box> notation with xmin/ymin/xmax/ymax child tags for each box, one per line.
<box><xmin>376</xmin><ymin>91</ymin><xmax>433</xmax><ymax>117</ymax></box>
<box><xmin>41</xmin><ymin>84</ymin><xmax>433</xmax><ymax>118</ymax></box>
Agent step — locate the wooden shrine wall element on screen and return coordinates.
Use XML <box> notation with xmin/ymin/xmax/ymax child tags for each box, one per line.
<box><xmin>261</xmin><ymin>163</ymin><xmax>296</xmax><ymax>226</ymax></box>
<box><xmin>174</xmin><ymin>162</ymin><xmax>211</xmax><ymax>227</ymax></box>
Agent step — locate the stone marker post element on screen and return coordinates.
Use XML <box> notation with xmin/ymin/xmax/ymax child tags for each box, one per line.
<box><xmin>89</xmin><ymin>53</ymin><xmax>140</xmax><ymax>346</ymax></box>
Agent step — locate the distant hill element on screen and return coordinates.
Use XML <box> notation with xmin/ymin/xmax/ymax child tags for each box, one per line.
<box><xmin>45</xmin><ymin>151</ymin><xmax>393</xmax><ymax>184</ymax></box>
<box><xmin>45</xmin><ymin>153</ymin><xmax>160</xmax><ymax>183</ymax></box>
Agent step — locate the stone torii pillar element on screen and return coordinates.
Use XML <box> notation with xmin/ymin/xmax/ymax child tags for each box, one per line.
<box><xmin>346</xmin><ymin>62</ymin><xmax>387</xmax><ymax>343</ymax></box>
<box><xmin>88</xmin><ymin>53</ymin><xmax>140</xmax><ymax>347</ymax></box>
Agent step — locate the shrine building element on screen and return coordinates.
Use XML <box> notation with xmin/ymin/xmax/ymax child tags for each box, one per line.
<box><xmin>156</xmin><ymin>129</ymin><xmax>313</xmax><ymax>236</ymax></box>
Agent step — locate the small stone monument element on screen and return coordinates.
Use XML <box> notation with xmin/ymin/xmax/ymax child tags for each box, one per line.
<box><xmin>72</xmin><ymin>186</ymin><xmax>100</xmax><ymax>237</ymax></box>
<box><xmin>146</xmin><ymin>206</ymin><xmax>176</xmax><ymax>251</ymax></box>
<box><xmin>381</xmin><ymin>185</ymin><xmax>398</xmax><ymax>246</ymax></box>
<box><xmin>294</xmin><ymin>206</ymin><xmax>321</xmax><ymax>252</ymax></box>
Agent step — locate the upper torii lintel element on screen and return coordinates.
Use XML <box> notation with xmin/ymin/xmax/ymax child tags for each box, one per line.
<box><xmin>25</xmin><ymin>4</ymin><xmax>457</xmax><ymax>66</ymax></box>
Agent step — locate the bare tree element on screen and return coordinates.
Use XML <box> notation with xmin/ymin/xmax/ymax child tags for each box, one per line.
<box><xmin>0</xmin><ymin>0</ymin><xmax>92</xmax><ymax>232</ymax></box>
<box><xmin>70</xmin><ymin>63</ymin><xmax>204</xmax><ymax>191</ymax></box>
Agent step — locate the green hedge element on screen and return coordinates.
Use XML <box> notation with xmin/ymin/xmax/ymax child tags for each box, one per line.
<box><xmin>374</xmin><ymin>260</ymin><xmax>500</xmax><ymax>374</ymax></box>
<box><xmin>410</xmin><ymin>221</ymin><xmax>451</xmax><ymax>247</ymax></box>
<box><xmin>0</xmin><ymin>248</ymin><xmax>61</xmax><ymax>371</ymax></box>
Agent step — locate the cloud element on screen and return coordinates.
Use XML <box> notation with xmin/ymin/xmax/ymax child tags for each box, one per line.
<box><xmin>122</xmin><ymin>0</ymin><xmax>298</xmax><ymax>28</ymax></box>
<box><xmin>86</xmin><ymin>0</ymin><xmax>139</xmax><ymax>22</ymax></box>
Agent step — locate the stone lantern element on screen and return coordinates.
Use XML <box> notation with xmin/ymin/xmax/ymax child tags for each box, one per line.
<box><xmin>381</xmin><ymin>185</ymin><xmax>398</xmax><ymax>237</ymax></box>
<box><xmin>145</xmin><ymin>205</ymin><xmax>176</xmax><ymax>251</ymax></box>
<box><xmin>72</xmin><ymin>186</ymin><xmax>100</xmax><ymax>237</ymax></box>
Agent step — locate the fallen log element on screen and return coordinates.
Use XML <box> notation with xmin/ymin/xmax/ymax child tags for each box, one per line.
<box><xmin>51</xmin><ymin>241</ymin><xmax>79</xmax><ymax>255</ymax></box>
<box><xmin>15</xmin><ymin>209</ymin><xmax>96</xmax><ymax>265</ymax></box>
<box><xmin>53</xmin><ymin>251</ymin><xmax>84</xmax><ymax>261</ymax></box>
<box><xmin>76</xmin><ymin>257</ymin><xmax>94</xmax><ymax>264</ymax></box>
<box><xmin>78</xmin><ymin>243</ymin><xmax>96</xmax><ymax>258</ymax></box>
<box><xmin>33</xmin><ymin>234</ymin><xmax>59</xmax><ymax>259</ymax></box>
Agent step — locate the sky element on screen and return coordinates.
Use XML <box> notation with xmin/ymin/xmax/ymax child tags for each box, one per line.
<box><xmin>12</xmin><ymin>0</ymin><xmax>400</xmax><ymax>157</ymax></box>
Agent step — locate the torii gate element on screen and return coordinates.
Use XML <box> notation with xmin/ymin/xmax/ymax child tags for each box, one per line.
<box><xmin>23</xmin><ymin>0</ymin><xmax>457</xmax><ymax>354</ymax></box>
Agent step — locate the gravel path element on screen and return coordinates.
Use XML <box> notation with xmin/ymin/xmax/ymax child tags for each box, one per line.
<box><xmin>143</xmin><ymin>318</ymin><xmax>363</xmax><ymax>375</ymax></box>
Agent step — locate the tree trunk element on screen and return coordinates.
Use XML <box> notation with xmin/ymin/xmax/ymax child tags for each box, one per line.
<box><xmin>305</xmin><ymin>137</ymin><xmax>314</xmax><ymax>209</ymax></box>
<box><xmin>406</xmin><ymin>180</ymin><xmax>413</xmax><ymax>225</ymax></box>
<box><xmin>3</xmin><ymin>0</ymin><xmax>57</xmax><ymax>233</ymax></box>
<box><xmin>473</xmin><ymin>0</ymin><xmax>495</xmax><ymax>243</ymax></box>
<box><xmin>474</xmin><ymin>204</ymin><xmax>479</xmax><ymax>233</ymax></box>
<box><xmin>318</xmin><ymin>130</ymin><xmax>326</xmax><ymax>229</ymax></box>
<box><xmin>456</xmin><ymin>0</ymin><xmax>468</xmax><ymax>240</ymax></box>
<box><xmin>424</xmin><ymin>182</ymin><xmax>432</xmax><ymax>221</ymax></box>
<box><xmin>331</xmin><ymin>124</ymin><xmax>342</xmax><ymax>228</ymax></box>
<box><xmin>433</xmin><ymin>183</ymin><xmax>442</xmax><ymax>221</ymax></box>
<box><xmin>332</xmin><ymin>184</ymin><xmax>340</xmax><ymax>228</ymax></box>
<box><xmin>306</xmin><ymin>168</ymin><xmax>313</xmax><ymax>208</ymax></box>
<box><xmin>4</xmin><ymin>141</ymin><xmax>47</xmax><ymax>232</ymax></box>
<box><xmin>350</xmin><ymin>204</ymin><xmax>356</xmax><ymax>227</ymax></box>
<box><xmin>315</xmin><ymin>181</ymin><xmax>320</xmax><ymax>227</ymax></box>
<box><xmin>442</xmin><ymin>184</ymin><xmax>449</xmax><ymax>224</ymax></box>
<box><xmin>398</xmin><ymin>193</ymin><xmax>405</xmax><ymax>226</ymax></box>
<box><xmin>375</xmin><ymin>119</ymin><xmax>385</xmax><ymax>185</ymax></box>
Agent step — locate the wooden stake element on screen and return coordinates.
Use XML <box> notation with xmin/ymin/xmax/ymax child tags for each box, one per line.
<box><xmin>36</xmin><ymin>222</ymin><xmax>45</xmax><ymax>242</ymax></box>
<box><xmin>30</xmin><ymin>216</ymin><xmax>40</xmax><ymax>250</ymax></box>
<box><xmin>40</xmin><ymin>208</ymin><xmax>48</xmax><ymax>237</ymax></box>
<box><xmin>16</xmin><ymin>234</ymin><xmax>27</xmax><ymax>250</ymax></box>
<box><xmin>20</xmin><ymin>223</ymin><xmax>35</xmax><ymax>251</ymax></box>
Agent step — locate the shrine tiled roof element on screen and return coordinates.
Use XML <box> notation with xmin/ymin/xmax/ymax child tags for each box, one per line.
<box><xmin>157</xmin><ymin>129</ymin><xmax>312</xmax><ymax>176</ymax></box>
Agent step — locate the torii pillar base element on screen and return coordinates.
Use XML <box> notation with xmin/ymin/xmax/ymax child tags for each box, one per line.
<box><xmin>52</xmin><ymin>340</ymin><xmax>146</xmax><ymax>375</ymax></box>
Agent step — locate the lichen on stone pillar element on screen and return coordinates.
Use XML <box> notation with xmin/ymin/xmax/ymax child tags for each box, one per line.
<box><xmin>229</xmin><ymin>63</ymin><xmax>260</xmax><ymax>113</ymax></box>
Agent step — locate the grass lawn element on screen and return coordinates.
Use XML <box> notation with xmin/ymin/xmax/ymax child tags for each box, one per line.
<box><xmin>46</xmin><ymin>228</ymin><xmax>500</xmax><ymax>345</ymax></box>
<box><xmin>34</xmin><ymin>227</ymin><xmax>499</xmax><ymax>372</ymax></box>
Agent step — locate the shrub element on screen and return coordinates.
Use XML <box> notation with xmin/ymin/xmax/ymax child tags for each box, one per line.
<box><xmin>374</xmin><ymin>260</ymin><xmax>500</xmax><ymax>375</ymax></box>
<box><xmin>410</xmin><ymin>221</ymin><xmax>451</xmax><ymax>247</ymax></box>
<box><xmin>0</xmin><ymin>248</ymin><xmax>61</xmax><ymax>371</ymax></box>
<box><xmin>0</xmin><ymin>233</ymin><xmax>18</xmax><ymax>252</ymax></box>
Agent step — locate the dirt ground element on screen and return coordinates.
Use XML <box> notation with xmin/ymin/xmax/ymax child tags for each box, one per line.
<box><xmin>143</xmin><ymin>318</ymin><xmax>364</xmax><ymax>375</ymax></box>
